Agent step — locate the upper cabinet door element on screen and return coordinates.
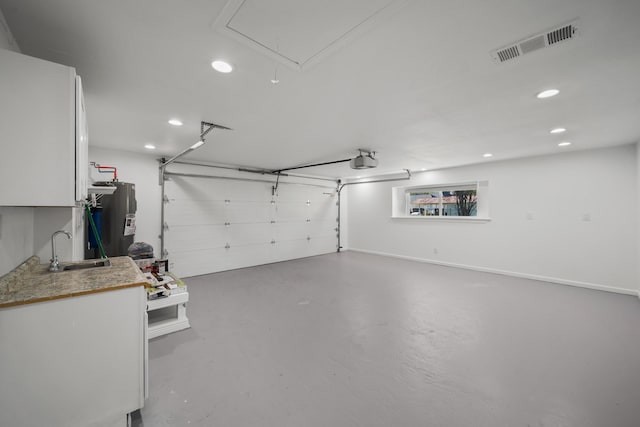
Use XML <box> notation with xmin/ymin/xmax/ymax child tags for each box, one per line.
<box><xmin>75</xmin><ymin>76</ymin><xmax>89</xmax><ymax>202</ymax></box>
<box><xmin>0</xmin><ymin>49</ymin><xmax>78</xmax><ymax>207</ymax></box>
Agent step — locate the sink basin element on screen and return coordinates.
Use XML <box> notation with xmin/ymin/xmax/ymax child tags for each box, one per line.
<box><xmin>62</xmin><ymin>260</ymin><xmax>111</xmax><ymax>271</ymax></box>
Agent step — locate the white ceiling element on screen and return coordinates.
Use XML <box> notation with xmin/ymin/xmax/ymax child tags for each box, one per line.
<box><xmin>1</xmin><ymin>0</ymin><xmax>640</xmax><ymax>178</ymax></box>
<box><xmin>213</xmin><ymin>0</ymin><xmax>406</xmax><ymax>70</ymax></box>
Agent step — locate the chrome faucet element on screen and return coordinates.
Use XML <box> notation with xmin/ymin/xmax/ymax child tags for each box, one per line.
<box><xmin>49</xmin><ymin>230</ymin><xmax>72</xmax><ymax>272</ymax></box>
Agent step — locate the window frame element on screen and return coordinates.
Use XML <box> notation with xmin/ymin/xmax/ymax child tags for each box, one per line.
<box><xmin>392</xmin><ymin>181</ymin><xmax>490</xmax><ymax>221</ymax></box>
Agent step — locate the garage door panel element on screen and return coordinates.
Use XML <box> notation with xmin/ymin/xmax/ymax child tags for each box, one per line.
<box><xmin>274</xmin><ymin>185</ymin><xmax>309</xmax><ymax>202</ymax></box>
<box><xmin>275</xmin><ymin>203</ymin><xmax>309</xmax><ymax>221</ymax></box>
<box><xmin>305</xmin><ymin>218</ymin><xmax>334</xmax><ymax>230</ymax></box>
<box><xmin>272</xmin><ymin>239</ymin><xmax>309</xmax><ymax>262</ymax></box>
<box><xmin>225</xmin><ymin>243</ymin><xmax>273</xmax><ymax>270</ymax></box>
<box><xmin>275</xmin><ymin>222</ymin><xmax>309</xmax><ymax>241</ymax></box>
<box><xmin>228</xmin><ymin>223</ymin><xmax>274</xmax><ymax>246</ymax></box>
<box><xmin>165</xmin><ymin>225</ymin><xmax>228</xmax><ymax>250</ymax></box>
<box><xmin>226</xmin><ymin>180</ymin><xmax>273</xmax><ymax>201</ymax></box>
<box><xmin>168</xmin><ymin>177</ymin><xmax>229</xmax><ymax>200</ymax></box>
<box><xmin>164</xmin><ymin>174</ymin><xmax>337</xmax><ymax>277</ymax></box>
<box><xmin>307</xmin><ymin>236</ymin><xmax>337</xmax><ymax>255</ymax></box>
<box><xmin>168</xmin><ymin>246</ymin><xmax>229</xmax><ymax>278</ymax></box>
<box><xmin>166</xmin><ymin>201</ymin><xmax>226</xmax><ymax>226</ymax></box>
<box><xmin>309</xmin><ymin>205</ymin><xmax>336</xmax><ymax>222</ymax></box>
<box><xmin>225</xmin><ymin>201</ymin><xmax>271</xmax><ymax>223</ymax></box>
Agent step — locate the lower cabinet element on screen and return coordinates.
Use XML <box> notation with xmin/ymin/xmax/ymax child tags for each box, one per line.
<box><xmin>0</xmin><ymin>286</ymin><xmax>146</xmax><ymax>427</ymax></box>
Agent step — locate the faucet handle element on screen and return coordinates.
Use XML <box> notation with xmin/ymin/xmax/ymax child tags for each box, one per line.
<box><xmin>49</xmin><ymin>256</ymin><xmax>61</xmax><ymax>272</ymax></box>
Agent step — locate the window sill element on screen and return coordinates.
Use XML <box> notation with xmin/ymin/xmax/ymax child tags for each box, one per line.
<box><xmin>392</xmin><ymin>215</ymin><xmax>491</xmax><ymax>223</ymax></box>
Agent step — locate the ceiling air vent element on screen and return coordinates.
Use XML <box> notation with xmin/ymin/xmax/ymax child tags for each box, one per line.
<box><xmin>491</xmin><ymin>20</ymin><xmax>579</xmax><ymax>63</ymax></box>
<box><xmin>547</xmin><ymin>24</ymin><xmax>576</xmax><ymax>45</ymax></box>
<box><xmin>496</xmin><ymin>45</ymin><xmax>520</xmax><ymax>62</ymax></box>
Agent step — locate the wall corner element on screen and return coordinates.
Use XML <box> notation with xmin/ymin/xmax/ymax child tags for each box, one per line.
<box><xmin>0</xmin><ymin>7</ymin><xmax>20</xmax><ymax>52</ymax></box>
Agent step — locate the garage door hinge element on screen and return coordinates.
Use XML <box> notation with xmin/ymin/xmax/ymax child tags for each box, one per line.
<box><xmin>163</xmin><ymin>222</ymin><xmax>169</xmax><ymax>231</ymax></box>
<box><xmin>306</xmin><ymin>219</ymin><xmax>311</xmax><ymax>222</ymax></box>
<box><xmin>162</xmin><ymin>249</ymin><xmax>169</xmax><ymax>258</ymax></box>
<box><xmin>224</xmin><ymin>222</ymin><xmax>231</xmax><ymax>226</ymax></box>
<box><xmin>307</xmin><ymin>236</ymin><xmax>311</xmax><ymax>241</ymax></box>
<box><xmin>163</xmin><ymin>195</ymin><xmax>170</xmax><ymax>203</ymax></box>
<box><xmin>271</xmin><ymin>239</ymin><xmax>276</xmax><ymax>245</ymax></box>
<box><xmin>225</xmin><ymin>243</ymin><xmax>230</xmax><ymax>249</ymax></box>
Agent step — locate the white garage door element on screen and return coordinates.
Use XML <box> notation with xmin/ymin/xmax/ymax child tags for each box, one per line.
<box><xmin>163</xmin><ymin>173</ymin><xmax>338</xmax><ymax>277</ymax></box>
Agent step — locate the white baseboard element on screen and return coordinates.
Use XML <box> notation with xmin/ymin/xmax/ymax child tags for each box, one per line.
<box><xmin>346</xmin><ymin>247</ymin><xmax>639</xmax><ymax>297</ymax></box>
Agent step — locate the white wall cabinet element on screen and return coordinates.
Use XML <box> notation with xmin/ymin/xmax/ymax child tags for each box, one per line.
<box><xmin>0</xmin><ymin>48</ymin><xmax>88</xmax><ymax>207</ymax></box>
<box><xmin>0</xmin><ymin>286</ymin><xmax>146</xmax><ymax>427</ymax></box>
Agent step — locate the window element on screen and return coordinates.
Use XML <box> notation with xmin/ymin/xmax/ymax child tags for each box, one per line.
<box><xmin>408</xmin><ymin>185</ymin><xmax>477</xmax><ymax>217</ymax></box>
<box><xmin>392</xmin><ymin>181</ymin><xmax>489</xmax><ymax>220</ymax></box>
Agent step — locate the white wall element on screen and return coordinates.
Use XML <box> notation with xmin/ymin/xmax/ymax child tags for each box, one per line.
<box><xmin>1</xmin><ymin>206</ymin><xmax>83</xmax><ymax>276</ymax></box>
<box><xmin>0</xmin><ymin>7</ymin><xmax>32</xmax><ymax>277</ymax></box>
<box><xmin>88</xmin><ymin>147</ymin><xmax>162</xmax><ymax>255</ymax></box>
<box><xmin>0</xmin><ymin>8</ymin><xmax>19</xmax><ymax>52</ymax></box>
<box><xmin>0</xmin><ymin>207</ymin><xmax>34</xmax><ymax>276</ymax></box>
<box><xmin>33</xmin><ymin>207</ymin><xmax>84</xmax><ymax>264</ymax></box>
<box><xmin>346</xmin><ymin>145</ymin><xmax>638</xmax><ymax>294</ymax></box>
<box><xmin>637</xmin><ymin>142</ymin><xmax>640</xmax><ymax>296</ymax></box>
<box><xmin>338</xmin><ymin>180</ymin><xmax>348</xmax><ymax>250</ymax></box>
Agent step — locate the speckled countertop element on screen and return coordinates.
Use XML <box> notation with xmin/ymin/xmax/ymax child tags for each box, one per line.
<box><xmin>0</xmin><ymin>256</ymin><xmax>147</xmax><ymax>308</ymax></box>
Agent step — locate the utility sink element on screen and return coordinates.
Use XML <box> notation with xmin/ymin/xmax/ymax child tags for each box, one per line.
<box><xmin>62</xmin><ymin>259</ymin><xmax>111</xmax><ymax>271</ymax></box>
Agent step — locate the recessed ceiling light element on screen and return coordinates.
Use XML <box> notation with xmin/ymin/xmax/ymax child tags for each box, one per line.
<box><xmin>168</xmin><ymin>119</ymin><xmax>183</xmax><ymax>126</ymax></box>
<box><xmin>537</xmin><ymin>89</ymin><xmax>559</xmax><ymax>99</ymax></box>
<box><xmin>211</xmin><ymin>60</ymin><xmax>233</xmax><ymax>73</ymax></box>
<box><xmin>483</xmin><ymin>153</ymin><xmax>493</xmax><ymax>158</ymax></box>
<box><xmin>558</xmin><ymin>141</ymin><xmax>572</xmax><ymax>147</ymax></box>
<box><xmin>550</xmin><ymin>127</ymin><xmax>567</xmax><ymax>134</ymax></box>
<box><xmin>144</xmin><ymin>144</ymin><xmax>156</xmax><ymax>150</ymax></box>
<box><xmin>421</xmin><ymin>168</ymin><xmax>427</xmax><ymax>171</ymax></box>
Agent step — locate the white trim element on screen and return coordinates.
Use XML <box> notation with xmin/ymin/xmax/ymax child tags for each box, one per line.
<box><xmin>391</xmin><ymin>215</ymin><xmax>491</xmax><ymax>222</ymax></box>
<box><xmin>395</xmin><ymin>181</ymin><xmax>480</xmax><ymax>192</ymax></box>
<box><xmin>347</xmin><ymin>247</ymin><xmax>639</xmax><ymax>296</ymax></box>
<box><xmin>147</xmin><ymin>318</ymin><xmax>191</xmax><ymax>340</ymax></box>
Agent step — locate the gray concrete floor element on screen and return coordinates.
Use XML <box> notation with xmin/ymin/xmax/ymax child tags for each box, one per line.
<box><xmin>140</xmin><ymin>251</ymin><xmax>640</xmax><ymax>427</ymax></box>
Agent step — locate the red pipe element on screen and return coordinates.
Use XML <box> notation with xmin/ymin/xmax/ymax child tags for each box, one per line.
<box><xmin>93</xmin><ymin>163</ymin><xmax>118</xmax><ymax>181</ymax></box>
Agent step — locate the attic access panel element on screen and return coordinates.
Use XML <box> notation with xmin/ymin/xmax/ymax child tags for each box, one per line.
<box><xmin>212</xmin><ymin>0</ymin><xmax>407</xmax><ymax>71</ymax></box>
